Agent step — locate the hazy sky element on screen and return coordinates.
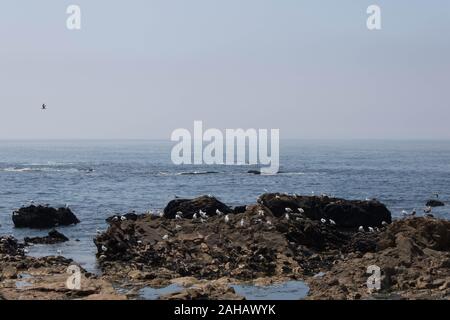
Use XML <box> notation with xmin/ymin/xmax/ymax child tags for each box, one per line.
<box><xmin>1</xmin><ymin>0</ymin><xmax>449</xmax><ymax>139</ymax></box>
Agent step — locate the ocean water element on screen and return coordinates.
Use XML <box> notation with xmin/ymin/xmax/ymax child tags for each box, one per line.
<box><xmin>0</xmin><ymin>140</ymin><xmax>449</xmax><ymax>274</ymax></box>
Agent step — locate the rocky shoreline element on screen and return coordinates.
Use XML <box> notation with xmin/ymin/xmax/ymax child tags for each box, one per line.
<box><xmin>1</xmin><ymin>194</ymin><xmax>449</xmax><ymax>300</ymax></box>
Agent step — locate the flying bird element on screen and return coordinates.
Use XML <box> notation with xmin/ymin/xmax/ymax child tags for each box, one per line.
<box><xmin>41</xmin><ymin>104</ymin><xmax>47</xmax><ymax>110</ymax></box>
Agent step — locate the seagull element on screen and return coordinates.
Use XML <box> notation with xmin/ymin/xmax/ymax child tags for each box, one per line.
<box><xmin>433</xmin><ymin>193</ymin><xmax>439</xmax><ymax>199</ymax></box>
<box><xmin>159</xmin><ymin>211</ymin><xmax>164</xmax><ymax>218</ymax></box>
<box><xmin>320</xmin><ymin>218</ymin><xmax>326</xmax><ymax>224</ymax></box>
<box><xmin>258</xmin><ymin>210</ymin><xmax>265</xmax><ymax>217</ymax></box>
<box><xmin>329</xmin><ymin>219</ymin><xmax>336</xmax><ymax>225</ymax></box>
<box><xmin>266</xmin><ymin>220</ymin><xmax>272</xmax><ymax>225</ymax></box>
<box><xmin>402</xmin><ymin>209</ymin><xmax>416</xmax><ymax>217</ymax></box>
<box><xmin>120</xmin><ymin>216</ymin><xmax>127</xmax><ymax>221</ymax></box>
<box><xmin>193</xmin><ymin>213</ymin><xmax>198</xmax><ymax>219</ymax></box>
<box><xmin>112</xmin><ymin>216</ymin><xmax>119</xmax><ymax>222</ymax></box>
<box><xmin>285</xmin><ymin>208</ymin><xmax>293</xmax><ymax>213</ymax></box>
<box><xmin>96</xmin><ymin>228</ymin><xmax>102</xmax><ymax>235</ymax></box>
<box><xmin>41</xmin><ymin>103</ymin><xmax>47</xmax><ymax>110</ymax></box>
<box><xmin>57</xmin><ymin>249</ymin><xmax>63</xmax><ymax>255</ymax></box>
<box><xmin>240</xmin><ymin>218</ymin><xmax>245</xmax><ymax>227</ymax></box>
<box><xmin>162</xmin><ymin>234</ymin><xmax>169</xmax><ymax>240</ymax></box>
<box><xmin>200</xmin><ymin>218</ymin><xmax>206</xmax><ymax>223</ymax></box>
<box><xmin>65</xmin><ymin>203</ymin><xmax>69</xmax><ymax>209</ymax></box>
<box><xmin>224</xmin><ymin>215</ymin><xmax>230</xmax><ymax>223</ymax></box>
<box><xmin>424</xmin><ymin>206</ymin><xmax>432</xmax><ymax>213</ymax></box>
<box><xmin>175</xmin><ymin>224</ymin><xmax>182</xmax><ymax>230</ymax></box>
<box><xmin>101</xmin><ymin>245</ymin><xmax>108</xmax><ymax>252</ymax></box>
<box><xmin>381</xmin><ymin>221</ymin><xmax>388</xmax><ymax>226</ymax></box>
<box><xmin>298</xmin><ymin>208</ymin><xmax>305</xmax><ymax>214</ymax></box>
<box><xmin>175</xmin><ymin>212</ymin><xmax>182</xmax><ymax>220</ymax></box>
<box><xmin>368</xmin><ymin>227</ymin><xmax>375</xmax><ymax>233</ymax></box>
<box><xmin>24</xmin><ymin>248</ymin><xmax>29</xmax><ymax>254</ymax></box>
<box><xmin>285</xmin><ymin>213</ymin><xmax>290</xmax><ymax>220</ymax></box>
<box><xmin>137</xmin><ymin>240</ymin><xmax>143</xmax><ymax>245</ymax></box>
<box><xmin>216</xmin><ymin>209</ymin><xmax>223</xmax><ymax>216</ymax></box>
<box><xmin>358</xmin><ymin>226</ymin><xmax>365</xmax><ymax>232</ymax></box>
<box><xmin>275</xmin><ymin>195</ymin><xmax>281</xmax><ymax>199</ymax></box>
<box><xmin>199</xmin><ymin>210</ymin><xmax>207</xmax><ymax>218</ymax></box>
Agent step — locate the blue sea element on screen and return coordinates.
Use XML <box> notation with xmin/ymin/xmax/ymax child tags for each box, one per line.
<box><xmin>0</xmin><ymin>140</ymin><xmax>449</xmax><ymax>274</ymax></box>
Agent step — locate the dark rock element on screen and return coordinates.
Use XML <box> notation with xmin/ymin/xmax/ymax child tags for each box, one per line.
<box><xmin>163</xmin><ymin>195</ymin><xmax>233</xmax><ymax>219</ymax></box>
<box><xmin>12</xmin><ymin>205</ymin><xmax>80</xmax><ymax>229</ymax></box>
<box><xmin>258</xmin><ymin>194</ymin><xmax>391</xmax><ymax>228</ymax></box>
<box><xmin>247</xmin><ymin>170</ymin><xmax>261</xmax><ymax>175</ymax></box>
<box><xmin>24</xmin><ymin>229</ymin><xmax>69</xmax><ymax>245</ymax></box>
<box><xmin>233</xmin><ymin>206</ymin><xmax>247</xmax><ymax>214</ymax></box>
<box><xmin>426</xmin><ymin>199</ymin><xmax>445</xmax><ymax>207</ymax></box>
<box><xmin>0</xmin><ymin>236</ymin><xmax>24</xmax><ymax>256</ymax></box>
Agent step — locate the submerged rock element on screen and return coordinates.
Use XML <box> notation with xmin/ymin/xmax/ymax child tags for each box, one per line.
<box><xmin>24</xmin><ymin>229</ymin><xmax>69</xmax><ymax>245</ymax></box>
<box><xmin>163</xmin><ymin>195</ymin><xmax>233</xmax><ymax>219</ymax></box>
<box><xmin>12</xmin><ymin>205</ymin><xmax>80</xmax><ymax>229</ymax></box>
<box><xmin>159</xmin><ymin>281</ymin><xmax>245</xmax><ymax>300</ymax></box>
<box><xmin>258</xmin><ymin>193</ymin><xmax>391</xmax><ymax>228</ymax></box>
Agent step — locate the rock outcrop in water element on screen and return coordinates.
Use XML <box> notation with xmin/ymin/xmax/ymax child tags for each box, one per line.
<box><xmin>24</xmin><ymin>229</ymin><xmax>69</xmax><ymax>245</ymax></box>
<box><xmin>426</xmin><ymin>199</ymin><xmax>445</xmax><ymax>207</ymax></box>
<box><xmin>258</xmin><ymin>193</ymin><xmax>392</xmax><ymax>228</ymax></box>
<box><xmin>94</xmin><ymin>194</ymin><xmax>450</xmax><ymax>299</ymax></box>
<box><xmin>163</xmin><ymin>196</ymin><xmax>233</xmax><ymax>219</ymax></box>
<box><xmin>94</xmin><ymin>196</ymin><xmax>385</xmax><ymax>285</ymax></box>
<box><xmin>12</xmin><ymin>205</ymin><xmax>80</xmax><ymax>229</ymax></box>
